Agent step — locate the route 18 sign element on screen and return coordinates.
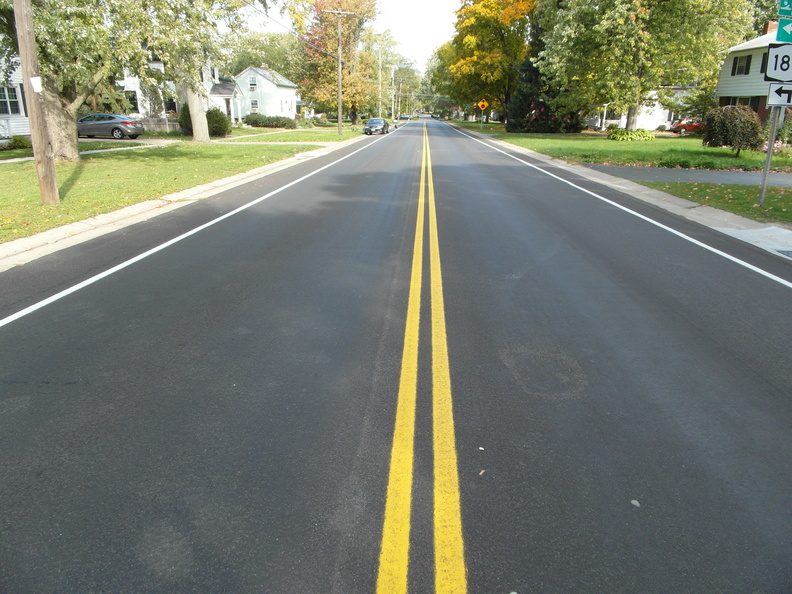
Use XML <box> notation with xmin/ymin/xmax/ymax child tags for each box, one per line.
<box><xmin>766</xmin><ymin>43</ymin><xmax>792</xmax><ymax>82</ymax></box>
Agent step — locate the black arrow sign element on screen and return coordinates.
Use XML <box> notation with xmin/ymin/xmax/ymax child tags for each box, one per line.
<box><xmin>775</xmin><ymin>86</ymin><xmax>792</xmax><ymax>103</ymax></box>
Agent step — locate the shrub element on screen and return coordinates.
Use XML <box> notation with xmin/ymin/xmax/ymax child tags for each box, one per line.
<box><xmin>178</xmin><ymin>103</ymin><xmax>192</xmax><ymax>134</ymax></box>
<box><xmin>702</xmin><ymin>104</ymin><xmax>764</xmax><ymax>156</ymax></box>
<box><xmin>9</xmin><ymin>135</ymin><xmax>32</xmax><ymax>149</ymax></box>
<box><xmin>206</xmin><ymin>107</ymin><xmax>230</xmax><ymax>137</ymax></box>
<box><xmin>242</xmin><ymin>114</ymin><xmax>297</xmax><ymax>129</ymax></box>
<box><xmin>656</xmin><ymin>124</ymin><xmax>667</xmax><ymax>132</ymax></box>
<box><xmin>607</xmin><ymin>128</ymin><xmax>655</xmax><ymax>141</ymax></box>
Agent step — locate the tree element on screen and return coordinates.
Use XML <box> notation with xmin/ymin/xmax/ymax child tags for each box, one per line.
<box><xmin>506</xmin><ymin>54</ymin><xmax>583</xmax><ymax>133</ymax></box>
<box><xmin>702</xmin><ymin>104</ymin><xmax>764</xmax><ymax>156</ymax></box>
<box><xmin>223</xmin><ymin>31</ymin><xmax>305</xmax><ymax>81</ymax></box>
<box><xmin>392</xmin><ymin>62</ymin><xmax>420</xmax><ymax>117</ymax></box>
<box><xmin>427</xmin><ymin>43</ymin><xmax>463</xmax><ymax>107</ymax></box>
<box><xmin>536</xmin><ymin>0</ymin><xmax>754</xmax><ymax>130</ymax></box>
<box><xmin>448</xmin><ymin>0</ymin><xmax>533</xmax><ymax>122</ymax></box>
<box><xmin>751</xmin><ymin>0</ymin><xmax>777</xmax><ymax>34</ymax></box>
<box><xmin>298</xmin><ymin>0</ymin><xmax>376</xmax><ymax>123</ymax></box>
<box><xmin>0</xmin><ymin>0</ymin><xmax>247</xmax><ymax>159</ymax></box>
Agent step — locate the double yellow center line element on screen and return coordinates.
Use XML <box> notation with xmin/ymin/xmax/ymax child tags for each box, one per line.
<box><xmin>377</xmin><ymin>126</ymin><xmax>467</xmax><ymax>593</ymax></box>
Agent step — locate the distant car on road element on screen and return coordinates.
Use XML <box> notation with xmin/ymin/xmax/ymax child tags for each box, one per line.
<box><xmin>670</xmin><ymin>119</ymin><xmax>702</xmax><ymax>134</ymax></box>
<box><xmin>363</xmin><ymin>118</ymin><xmax>389</xmax><ymax>135</ymax></box>
<box><xmin>77</xmin><ymin>114</ymin><xmax>145</xmax><ymax>139</ymax></box>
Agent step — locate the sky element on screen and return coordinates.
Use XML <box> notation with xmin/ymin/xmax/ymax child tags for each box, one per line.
<box><xmin>371</xmin><ymin>0</ymin><xmax>460</xmax><ymax>73</ymax></box>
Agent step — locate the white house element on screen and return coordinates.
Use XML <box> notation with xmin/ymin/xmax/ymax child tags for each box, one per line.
<box><xmin>235</xmin><ymin>66</ymin><xmax>299</xmax><ymax>119</ymax></box>
<box><xmin>0</xmin><ymin>64</ymin><xmax>30</xmax><ymax>139</ymax></box>
<box><xmin>587</xmin><ymin>88</ymin><xmax>690</xmax><ymax>131</ymax></box>
<box><xmin>120</xmin><ymin>63</ymin><xmax>243</xmax><ymax>122</ymax></box>
<box><xmin>715</xmin><ymin>27</ymin><xmax>778</xmax><ymax>122</ymax></box>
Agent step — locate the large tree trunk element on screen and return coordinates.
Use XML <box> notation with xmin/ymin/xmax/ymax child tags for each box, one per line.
<box><xmin>626</xmin><ymin>101</ymin><xmax>641</xmax><ymax>131</ymax></box>
<box><xmin>42</xmin><ymin>75</ymin><xmax>80</xmax><ymax>161</ymax></box>
<box><xmin>186</xmin><ymin>85</ymin><xmax>210</xmax><ymax>143</ymax></box>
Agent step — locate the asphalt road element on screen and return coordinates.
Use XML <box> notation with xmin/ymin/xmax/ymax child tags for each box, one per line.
<box><xmin>1</xmin><ymin>118</ymin><xmax>791</xmax><ymax>592</ymax></box>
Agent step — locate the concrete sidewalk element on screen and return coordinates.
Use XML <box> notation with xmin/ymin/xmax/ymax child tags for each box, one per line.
<box><xmin>584</xmin><ymin>163</ymin><xmax>792</xmax><ymax>188</ymax></box>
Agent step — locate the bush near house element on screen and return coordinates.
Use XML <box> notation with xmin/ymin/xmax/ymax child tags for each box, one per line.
<box><xmin>178</xmin><ymin>105</ymin><xmax>230</xmax><ymax>137</ymax></box>
<box><xmin>242</xmin><ymin>114</ymin><xmax>297</xmax><ymax>129</ymax></box>
<box><xmin>702</xmin><ymin>105</ymin><xmax>764</xmax><ymax>157</ymax></box>
<box><xmin>1</xmin><ymin>136</ymin><xmax>32</xmax><ymax>150</ymax></box>
<box><xmin>206</xmin><ymin>108</ymin><xmax>230</xmax><ymax>137</ymax></box>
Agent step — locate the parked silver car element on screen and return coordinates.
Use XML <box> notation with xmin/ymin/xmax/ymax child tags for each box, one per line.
<box><xmin>77</xmin><ymin>114</ymin><xmax>145</xmax><ymax>139</ymax></box>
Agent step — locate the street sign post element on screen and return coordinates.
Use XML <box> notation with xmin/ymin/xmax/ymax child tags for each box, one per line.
<box><xmin>477</xmin><ymin>99</ymin><xmax>489</xmax><ymax>130</ymax></box>
<box><xmin>768</xmin><ymin>82</ymin><xmax>792</xmax><ymax>105</ymax></box>
<box><xmin>765</xmin><ymin>43</ymin><xmax>792</xmax><ymax>81</ymax></box>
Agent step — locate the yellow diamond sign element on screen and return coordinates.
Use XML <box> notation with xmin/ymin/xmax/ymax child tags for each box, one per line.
<box><xmin>477</xmin><ymin>99</ymin><xmax>489</xmax><ymax>110</ymax></box>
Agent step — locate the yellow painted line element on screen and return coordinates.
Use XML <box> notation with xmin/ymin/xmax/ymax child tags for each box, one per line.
<box><xmin>376</xmin><ymin>130</ymin><xmax>427</xmax><ymax>594</ymax></box>
<box><xmin>377</xmin><ymin>125</ymin><xmax>467</xmax><ymax>593</ymax></box>
<box><xmin>425</xmin><ymin>127</ymin><xmax>467</xmax><ymax>593</ymax></box>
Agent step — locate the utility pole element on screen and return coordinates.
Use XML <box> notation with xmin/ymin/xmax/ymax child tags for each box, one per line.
<box><xmin>323</xmin><ymin>10</ymin><xmax>355</xmax><ymax>136</ymax></box>
<box><xmin>14</xmin><ymin>0</ymin><xmax>59</xmax><ymax>204</ymax></box>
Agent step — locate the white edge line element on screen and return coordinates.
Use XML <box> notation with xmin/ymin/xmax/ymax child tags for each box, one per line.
<box><xmin>450</xmin><ymin>126</ymin><xmax>792</xmax><ymax>291</ymax></box>
<box><xmin>0</xmin><ymin>135</ymin><xmax>389</xmax><ymax>329</ymax></box>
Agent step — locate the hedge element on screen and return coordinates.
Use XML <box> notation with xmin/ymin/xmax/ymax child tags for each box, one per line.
<box><xmin>607</xmin><ymin>128</ymin><xmax>656</xmax><ymax>142</ymax></box>
<box><xmin>242</xmin><ymin>114</ymin><xmax>297</xmax><ymax>129</ymax></box>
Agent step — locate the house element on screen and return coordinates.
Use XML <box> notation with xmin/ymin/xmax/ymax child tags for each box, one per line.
<box><xmin>121</xmin><ymin>63</ymin><xmax>243</xmax><ymax>123</ymax></box>
<box><xmin>715</xmin><ymin>26</ymin><xmax>778</xmax><ymax>123</ymax></box>
<box><xmin>0</xmin><ymin>64</ymin><xmax>30</xmax><ymax>139</ymax></box>
<box><xmin>235</xmin><ymin>66</ymin><xmax>299</xmax><ymax>119</ymax></box>
<box><xmin>586</xmin><ymin>88</ymin><xmax>691</xmax><ymax>131</ymax></box>
<box><xmin>208</xmin><ymin>78</ymin><xmax>243</xmax><ymax>123</ymax></box>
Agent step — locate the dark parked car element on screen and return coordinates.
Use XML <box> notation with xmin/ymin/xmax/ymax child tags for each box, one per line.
<box><xmin>363</xmin><ymin>117</ymin><xmax>389</xmax><ymax>135</ymax></box>
<box><xmin>670</xmin><ymin>119</ymin><xmax>702</xmax><ymax>134</ymax></box>
<box><xmin>77</xmin><ymin>114</ymin><xmax>145</xmax><ymax>139</ymax></box>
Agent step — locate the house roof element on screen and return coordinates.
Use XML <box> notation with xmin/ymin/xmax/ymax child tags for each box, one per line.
<box><xmin>238</xmin><ymin>66</ymin><xmax>298</xmax><ymax>89</ymax></box>
<box><xmin>729</xmin><ymin>32</ymin><xmax>776</xmax><ymax>53</ymax></box>
<box><xmin>210</xmin><ymin>81</ymin><xmax>239</xmax><ymax>97</ymax></box>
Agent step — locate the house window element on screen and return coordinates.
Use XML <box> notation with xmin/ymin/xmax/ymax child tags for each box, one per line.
<box><xmin>0</xmin><ymin>86</ymin><xmax>20</xmax><ymax>115</ymax></box>
<box><xmin>251</xmin><ymin>99</ymin><xmax>259</xmax><ymax>113</ymax></box>
<box><xmin>249</xmin><ymin>77</ymin><xmax>257</xmax><ymax>91</ymax></box>
<box><xmin>731</xmin><ymin>55</ymin><xmax>752</xmax><ymax>76</ymax></box>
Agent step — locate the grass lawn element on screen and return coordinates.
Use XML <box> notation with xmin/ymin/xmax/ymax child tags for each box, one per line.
<box><xmin>0</xmin><ymin>142</ymin><xmax>311</xmax><ymax>243</ymax></box>
<box><xmin>639</xmin><ymin>181</ymin><xmax>792</xmax><ymax>224</ymax></box>
<box><xmin>225</xmin><ymin>127</ymin><xmax>363</xmax><ymax>142</ymax></box>
<box><xmin>452</xmin><ymin>121</ymin><xmax>792</xmax><ymax>172</ymax></box>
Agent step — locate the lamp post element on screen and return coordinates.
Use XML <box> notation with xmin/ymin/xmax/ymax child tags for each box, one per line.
<box><xmin>323</xmin><ymin>10</ymin><xmax>355</xmax><ymax>136</ymax></box>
